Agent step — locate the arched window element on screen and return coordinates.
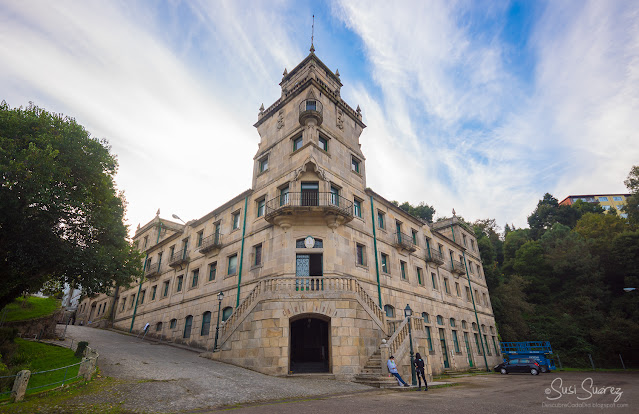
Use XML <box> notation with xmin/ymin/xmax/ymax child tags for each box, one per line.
<box><xmin>170</xmin><ymin>318</ymin><xmax>177</xmax><ymax>329</ymax></box>
<box><xmin>436</xmin><ymin>315</ymin><xmax>444</xmax><ymax>325</ymax></box>
<box><xmin>449</xmin><ymin>318</ymin><xmax>456</xmax><ymax>327</ymax></box>
<box><xmin>201</xmin><ymin>311</ymin><xmax>211</xmax><ymax>336</ymax></box>
<box><xmin>462</xmin><ymin>320</ymin><xmax>468</xmax><ymax>330</ymax></box>
<box><xmin>490</xmin><ymin>326</ymin><xmax>495</xmax><ymax>334</ymax></box>
<box><xmin>384</xmin><ymin>305</ymin><xmax>395</xmax><ymax>318</ymax></box>
<box><xmin>222</xmin><ymin>306</ymin><xmax>233</xmax><ymax>322</ymax></box>
<box><xmin>481</xmin><ymin>324</ymin><xmax>486</xmax><ymax>333</ymax></box>
<box><xmin>183</xmin><ymin>315</ymin><xmax>193</xmax><ymax>339</ymax></box>
<box><xmin>422</xmin><ymin>312</ymin><xmax>430</xmax><ymax>323</ymax></box>
<box><xmin>155</xmin><ymin>322</ymin><xmax>163</xmax><ymax>332</ymax></box>
<box><xmin>472</xmin><ymin>322</ymin><xmax>478</xmax><ymax>331</ymax></box>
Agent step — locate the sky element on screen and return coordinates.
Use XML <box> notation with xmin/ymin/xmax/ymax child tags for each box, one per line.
<box><xmin>1</xmin><ymin>0</ymin><xmax>638</xmax><ymax>234</ymax></box>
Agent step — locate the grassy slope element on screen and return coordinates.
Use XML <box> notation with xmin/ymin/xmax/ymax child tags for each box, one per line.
<box><xmin>3</xmin><ymin>297</ymin><xmax>60</xmax><ymax>322</ymax></box>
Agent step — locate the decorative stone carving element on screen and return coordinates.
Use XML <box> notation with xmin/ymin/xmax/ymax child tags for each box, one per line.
<box><xmin>293</xmin><ymin>157</ymin><xmax>328</xmax><ymax>182</ymax></box>
<box><xmin>337</xmin><ymin>109</ymin><xmax>344</xmax><ymax>130</ymax></box>
<box><xmin>277</xmin><ymin>110</ymin><xmax>284</xmax><ymax>129</ymax></box>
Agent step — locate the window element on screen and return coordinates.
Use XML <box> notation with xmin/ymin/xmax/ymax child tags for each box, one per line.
<box><xmin>598</xmin><ymin>196</ymin><xmax>609</xmax><ymax>202</ymax></box>
<box><xmin>140</xmin><ymin>290</ymin><xmax>146</xmax><ymax>305</ymax></box>
<box><xmin>384</xmin><ymin>305</ymin><xmax>395</xmax><ymax>318</ymax></box>
<box><xmin>472</xmin><ymin>322</ymin><xmax>478</xmax><ymax>331</ymax></box>
<box><xmin>280</xmin><ymin>186</ymin><xmax>290</xmax><ymax>206</ymax></box>
<box><xmin>330</xmin><ymin>185</ymin><xmax>340</xmax><ymax>206</ymax></box>
<box><xmin>228</xmin><ymin>254</ymin><xmax>238</xmax><ymax>275</ymax></box>
<box><xmin>400</xmin><ymin>261</ymin><xmax>407</xmax><ymax>280</ymax></box>
<box><xmin>412</xmin><ymin>230</ymin><xmax>418</xmax><ymax>245</ymax></box>
<box><xmin>191</xmin><ymin>269</ymin><xmax>199</xmax><ymax>288</ymax></box>
<box><xmin>381</xmin><ymin>253</ymin><xmax>389</xmax><ymax>273</ymax></box>
<box><xmin>425</xmin><ymin>326</ymin><xmax>433</xmax><ymax>351</ymax></box>
<box><xmin>613</xmin><ymin>196</ymin><xmax>623</xmax><ymax>201</ymax></box>
<box><xmin>259</xmin><ymin>156</ymin><xmax>268</xmax><ymax>173</ymax></box>
<box><xmin>257</xmin><ymin>198</ymin><xmax>265</xmax><ymax>217</ymax></box>
<box><xmin>422</xmin><ymin>312</ymin><xmax>430</xmax><ymax>323</ymax></box>
<box><xmin>450</xmin><ymin>318</ymin><xmax>456</xmax><ymax>327</ymax></box>
<box><xmin>455</xmin><ymin>282</ymin><xmax>461</xmax><ymax>297</ymax></box>
<box><xmin>319</xmin><ymin>136</ymin><xmax>328</xmax><ymax>151</ymax></box>
<box><xmin>470</xmin><ymin>239</ymin><xmax>475</xmax><ymax>251</ymax></box>
<box><xmin>351</xmin><ymin>156</ymin><xmax>360</xmax><ymax>173</ymax></box>
<box><xmin>169</xmin><ymin>245</ymin><xmax>175</xmax><ymax>259</ymax></box>
<box><xmin>465</xmin><ymin>286</ymin><xmax>471</xmax><ymax>301</ymax></box>
<box><xmin>492</xmin><ymin>336</ymin><xmax>500</xmax><ymax>355</ymax></box>
<box><xmin>356</xmin><ymin>244</ymin><xmax>366</xmax><ymax>266</ymax></box>
<box><xmin>602</xmin><ymin>205</ymin><xmax>611</xmax><ymax>211</ymax></box>
<box><xmin>475</xmin><ymin>289</ymin><xmax>480</xmax><ymax>304</ymax></box>
<box><xmin>201</xmin><ymin>311</ymin><xmax>211</xmax><ymax>336</ymax></box>
<box><xmin>130</xmin><ymin>295</ymin><xmax>135</xmax><ymax>308</ymax></box>
<box><xmin>143</xmin><ymin>236</ymin><xmax>148</xmax><ymax>248</ymax></box>
<box><xmin>354</xmin><ymin>198</ymin><xmax>362</xmax><ymax>218</ymax></box>
<box><xmin>293</xmin><ymin>136</ymin><xmax>303</xmax><ymax>151</ymax></box>
<box><xmin>431</xmin><ymin>272</ymin><xmax>438</xmax><ymax>290</ymax></box>
<box><xmin>452</xmin><ymin>330</ymin><xmax>461</xmax><ymax>353</ymax></box>
<box><xmin>462</xmin><ymin>234</ymin><xmax>467</xmax><ymax>247</ymax></box>
<box><xmin>155</xmin><ymin>322</ymin><xmax>162</xmax><ymax>332</ymax></box>
<box><xmin>176</xmin><ymin>275</ymin><xmax>183</xmax><ymax>292</ymax></box>
<box><xmin>483</xmin><ymin>293</ymin><xmax>488</xmax><ymax>307</ymax></box>
<box><xmin>222</xmin><ymin>306</ymin><xmax>233</xmax><ymax>322</ymax></box>
<box><xmin>151</xmin><ymin>285</ymin><xmax>157</xmax><ymax>301</ymax></box>
<box><xmin>162</xmin><ymin>281</ymin><xmax>170</xmax><ymax>297</ymax></box>
<box><xmin>197</xmin><ymin>231</ymin><xmax>203</xmax><ymax>247</ymax></box>
<box><xmin>377</xmin><ymin>211</ymin><xmax>385</xmax><ymax>229</ymax></box>
<box><xmin>484</xmin><ymin>335</ymin><xmax>492</xmax><ymax>355</ymax></box>
<box><xmin>443</xmin><ymin>278</ymin><xmax>450</xmax><ymax>294</ymax></box>
<box><xmin>232</xmin><ymin>211</ymin><xmax>240</xmax><ymax>230</ymax></box>
<box><xmin>438</xmin><ymin>244</ymin><xmax>443</xmax><ymax>255</ymax></box>
<box><xmin>474</xmin><ymin>333</ymin><xmax>482</xmax><ymax>355</ymax></box>
<box><xmin>436</xmin><ymin>315</ymin><xmax>444</xmax><ymax>325</ymax></box>
<box><xmin>462</xmin><ymin>320</ymin><xmax>468</xmax><ymax>330</ymax></box>
<box><xmin>208</xmin><ymin>262</ymin><xmax>217</xmax><ymax>281</ymax></box>
<box><xmin>183</xmin><ymin>315</ymin><xmax>193</xmax><ymax>339</ymax></box>
<box><xmin>469</xmin><ymin>262</ymin><xmax>474</xmax><ymax>274</ymax></box>
<box><xmin>254</xmin><ymin>244</ymin><xmax>262</xmax><ymax>266</ymax></box>
<box><xmin>416</xmin><ymin>267</ymin><xmax>423</xmax><ymax>285</ymax></box>
<box><xmin>170</xmin><ymin>318</ymin><xmax>177</xmax><ymax>329</ymax></box>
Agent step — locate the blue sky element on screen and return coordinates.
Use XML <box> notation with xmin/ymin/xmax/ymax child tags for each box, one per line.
<box><xmin>1</xmin><ymin>0</ymin><xmax>637</xmax><ymax>233</ymax></box>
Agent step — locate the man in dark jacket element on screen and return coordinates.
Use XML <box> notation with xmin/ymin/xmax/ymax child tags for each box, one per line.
<box><xmin>414</xmin><ymin>353</ymin><xmax>428</xmax><ymax>391</ymax></box>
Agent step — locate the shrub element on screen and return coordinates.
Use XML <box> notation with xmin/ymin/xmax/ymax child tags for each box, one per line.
<box><xmin>75</xmin><ymin>341</ymin><xmax>89</xmax><ymax>358</ymax></box>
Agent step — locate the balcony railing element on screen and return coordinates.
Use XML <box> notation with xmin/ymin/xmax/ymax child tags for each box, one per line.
<box><xmin>298</xmin><ymin>99</ymin><xmax>323</xmax><ymax>126</ymax></box>
<box><xmin>425</xmin><ymin>248</ymin><xmax>445</xmax><ymax>265</ymax></box>
<box><xmin>198</xmin><ymin>232</ymin><xmax>223</xmax><ymax>253</ymax></box>
<box><xmin>168</xmin><ymin>248</ymin><xmax>189</xmax><ymax>267</ymax></box>
<box><xmin>145</xmin><ymin>262</ymin><xmax>161</xmax><ymax>278</ymax></box>
<box><xmin>450</xmin><ymin>259</ymin><xmax>466</xmax><ymax>275</ymax></box>
<box><xmin>265</xmin><ymin>192</ymin><xmax>353</xmax><ymax>217</ymax></box>
<box><xmin>393</xmin><ymin>232</ymin><xmax>417</xmax><ymax>252</ymax></box>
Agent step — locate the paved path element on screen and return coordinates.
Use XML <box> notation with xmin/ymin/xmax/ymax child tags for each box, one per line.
<box><xmin>52</xmin><ymin>326</ymin><xmax>374</xmax><ymax>413</ymax></box>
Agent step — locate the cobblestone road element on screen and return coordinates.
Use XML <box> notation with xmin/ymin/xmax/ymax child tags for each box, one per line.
<box><xmin>56</xmin><ymin>326</ymin><xmax>373</xmax><ymax>413</ymax></box>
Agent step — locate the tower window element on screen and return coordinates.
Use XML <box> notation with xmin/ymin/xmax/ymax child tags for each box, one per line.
<box><xmin>319</xmin><ymin>136</ymin><xmax>328</xmax><ymax>151</ymax></box>
<box><xmin>351</xmin><ymin>156</ymin><xmax>360</xmax><ymax>173</ymax></box>
<box><xmin>293</xmin><ymin>136</ymin><xmax>303</xmax><ymax>151</ymax></box>
<box><xmin>259</xmin><ymin>156</ymin><xmax>268</xmax><ymax>173</ymax></box>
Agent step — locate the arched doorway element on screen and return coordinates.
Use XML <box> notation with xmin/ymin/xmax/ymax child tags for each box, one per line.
<box><xmin>289</xmin><ymin>314</ymin><xmax>330</xmax><ymax>373</ymax></box>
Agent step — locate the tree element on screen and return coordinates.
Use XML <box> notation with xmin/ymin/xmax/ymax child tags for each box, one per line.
<box><xmin>527</xmin><ymin>193</ymin><xmax>580</xmax><ymax>239</ymax></box>
<box><xmin>391</xmin><ymin>201</ymin><xmax>436</xmax><ymax>223</ymax></box>
<box><xmin>623</xmin><ymin>165</ymin><xmax>639</xmax><ymax>226</ymax></box>
<box><xmin>0</xmin><ymin>102</ymin><xmax>142</xmax><ymax>309</ymax></box>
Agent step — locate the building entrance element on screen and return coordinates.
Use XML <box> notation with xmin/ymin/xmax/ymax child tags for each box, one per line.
<box><xmin>290</xmin><ymin>316</ymin><xmax>330</xmax><ymax>373</ymax></box>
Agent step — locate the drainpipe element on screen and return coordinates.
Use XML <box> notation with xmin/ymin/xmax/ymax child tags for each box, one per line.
<box><xmin>130</xmin><ymin>220</ymin><xmax>162</xmax><ymax>332</ymax></box>
<box><xmin>236</xmin><ymin>196</ymin><xmax>249</xmax><ymax>307</ymax></box>
<box><xmin>369</xmin><ymin>195</ymin><xmax>382</xmax><ymax>309</ymax></box>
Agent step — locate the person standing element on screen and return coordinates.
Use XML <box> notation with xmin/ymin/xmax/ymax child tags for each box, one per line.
<box><xmin>414</xmin><ymin>352</ymin><xmax>428</xmax><ymax>391</ymax></box>
<box><xmin>387</xmin><ymin>356</ymin><xmax>409</xmax><ymax>387</ymax></box>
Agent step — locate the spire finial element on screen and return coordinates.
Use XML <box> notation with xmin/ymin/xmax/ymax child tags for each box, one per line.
<box><xmin>310</xmin><ymin>15</ymin><xmax>315</xmax><ymax>53</ymax></box>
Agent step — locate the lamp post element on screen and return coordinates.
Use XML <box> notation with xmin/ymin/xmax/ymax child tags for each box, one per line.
<box><xmin>172</xmin><ymin>214</ymin><xmax>185</xmax><ymax>224</ymax></box>
<box><xmin>404</xmin><ymin>304</ymin><xmax>416</xmax><ymax>386</ymax></box>
<box><xmin>213</xmin><ymin>291</ymin><xmax>224</xmax><ymax>351</ymax></box>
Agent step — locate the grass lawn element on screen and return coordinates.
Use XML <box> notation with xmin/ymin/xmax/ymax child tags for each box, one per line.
<box><xmin>0</xmin><ymin>338</ymin><xmax>82</xmax><ymax>400</ymax></box>
<box><xmin>2</xmin><ymin>296</ymin><xmax>60</xmax><ymax>322</ymax></box>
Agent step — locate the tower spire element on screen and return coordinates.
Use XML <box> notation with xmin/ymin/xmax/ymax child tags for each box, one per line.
<box><xmin>310</xmin><ymin>15</ymin><xmax>315</xmax><ymax>53</ymax></box>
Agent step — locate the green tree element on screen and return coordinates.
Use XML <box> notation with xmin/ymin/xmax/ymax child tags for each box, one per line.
<box><xmin>623</xmin><ymin>165</ymin><xmax>639</xmax><ymax>226</ymax></box>
<box><xmin>391</xmin><ymin>200</ymin><xmax>436</xmax><ymax>223</ymax></box>
<box><xmin>527</xmin><ymin>193</ymin><xmax>580</xmax><ymax>239</ymax></box>
<box><xmin>0</xmin><ymin>102</ymin><xmax>142</xmax><ymax>309</ymax></box>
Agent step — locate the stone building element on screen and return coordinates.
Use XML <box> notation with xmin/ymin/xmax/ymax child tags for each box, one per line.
<box><xmin>76</xmin><ymin>48</ymin><xmax>502</xmax><ymax>381</ymax></box>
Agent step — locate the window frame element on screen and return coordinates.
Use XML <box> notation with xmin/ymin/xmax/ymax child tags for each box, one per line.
<box><xmin>351</xmin><ymin>156</ymin><xmax>361</xmax><ymax>173</ymax></box>
<box><xmin>258</xmin><ymin>156</ymin><xmax>268</xmax><ymax>173</ymax></box>
<box><xmin>227</xmin><ymin>253</ymin><xmax>238</xmax><ymax>275</ymax></box>
<box><xmin>293</xmin><ymin>136</ymin><xmax>303</xmax><ymax>152</ymax></box>
<box><xmin>256</xmin><ymin>198</ymin><xmax>266</xmax><ymax>218</ymax></box>
<box><xmin>208</xmin><ymin>262</ymin><xmax>217</xmax><ymax>282</ymax></box>
<box><xmin>381</xmin><ymin>253</ymin><xmax>389</xmax><ymax>274</ymax></box>
<box><xmin>232</xmin><ymin>211</ymin><xmax>241</xmax><ymax>230</ymax></box>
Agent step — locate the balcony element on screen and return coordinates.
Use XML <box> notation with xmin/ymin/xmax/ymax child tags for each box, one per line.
<box><xmin>145</xmin><ymin>262</ymin><xmax>161</xmax><ymax>278</ymax></box>
<box><xmin>198</xmin><ymin>232</ymin><xmax>223</xmax><ymax>254</ymax></box>
<box><xmin>299</xmin><ymin>99</ymin><xmax>323</xmax><ymax>126</ymax></box>
<box><xmin>393</xmin><ymin>232</ymin><xmax>417</xmax><ymax>252</ymax></box>
<box><xmin>264</xmin><ymin>192</ymin><xmax>353</xmax><ymax>230</ymax></box>
<box><xmin>450</xmin><ymin>259</ymin><xmax>466</xmax><ymax>276</ymax></box>
<box><xmin>425</xmin><ymin>248</ymin><xmax>445</xmax><ymax>266</ymax></box>
<box><xmin>168</xmin><ymin>248</ymin><xmax>189</xmax><ymax>268</ymax></box>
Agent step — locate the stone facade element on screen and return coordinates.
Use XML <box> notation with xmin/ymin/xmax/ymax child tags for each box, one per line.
<box><xmin>77</xmin><ymin>50</ymin><xmax>502</xmax><ymax>381</ymax></box>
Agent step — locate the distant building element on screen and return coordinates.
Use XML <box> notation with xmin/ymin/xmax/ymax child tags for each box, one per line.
<box><xmin>76</xmin><ymin>48</ymin><xmax>501</xmax><ymax>380</ymax></box>
<box><xmin>559</xmin><ymin>194</ymin><xmax>631</xmax><ymax>218</ymax></box>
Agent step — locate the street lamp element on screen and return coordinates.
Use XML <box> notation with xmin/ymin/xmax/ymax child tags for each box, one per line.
<box><xmin>213</xmin><ymin>291</ymin><xmax>224</xmax><ymax>351</ymax></box>
<box><xmin>404</xmin><ymin>304</ymin><xmax>416</xmax><ymax>386</ymax></box>
<box><xmin>172</xmin><ymin>214</ymin><xmax>185</xmax><ymax>224</ymax></box>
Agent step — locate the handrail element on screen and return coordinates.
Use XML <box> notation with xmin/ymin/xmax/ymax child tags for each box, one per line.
<box><xmin>265</xmin><ymin>192</ymin><xmax>353</xmax><ymax>217</ymax></box>
<box><xmin>425</xmin><ymin>248</ymin><xmax>444</xmax><ymax>263</ymax></box>
<box><xmin>394</xmin><ymin>231</ymin><xmax>417</xmax><ymax>249</ymax></box>
<box><xmin>168</xmin><ymin>248</ymin><xmax>189</xmax><ymax>264</ymax></box>
<box><xmin>387</xmin><ymin>317</ymin><xmax>410</xmax><ymax>357</ymax></box>
<box><xmin>199</xmin><ymin>232</ymin><xmax>223</xmax><ymax>251</ymax></box>
<box><xmin>145</xmin><ymin>262</ymin><xmax>161</xmax><ymax>276</ymax></box>
<box><xmin>450</xmin><ymin>259</ymin><xmax>465</xmax><ymax>274</ymax></box>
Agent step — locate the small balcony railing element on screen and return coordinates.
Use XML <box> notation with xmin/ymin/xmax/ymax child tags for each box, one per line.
<box><xmin>425</xmin><ymin>248</ymin><xmax>445</xmax><ymax>265</ymax></box>
<box><xmin>168</xmin><ymin>248</ymin><xmax>189</xmax><ymax>267</ymax></box>
<box><xmin>299</xmin><ymin>99</ymin><xmax>323</xmax><ymax>126</ymax></box>
<box><xmin>393</xmin><ymin>232</ymin><xmax>417</xmax><ymax>252</ymax></box>
<box><xmin>198</xmin><ymin>232</ymin><xmax>223</xmax><ymax>253</ymax></box>
<box><xmin>265</xmin><ymin>192</ymin><xmax>353</xmax><ymax>217</ymax></box>
<box><xmin>145</xmin><ymin>262</ymin><xmax>161</xmax><ymax>278</ymax></box>
<box><xmin>450</xmin><ymin>259</ymin><xmax>466</xmax><ymax>275</ymax></box>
